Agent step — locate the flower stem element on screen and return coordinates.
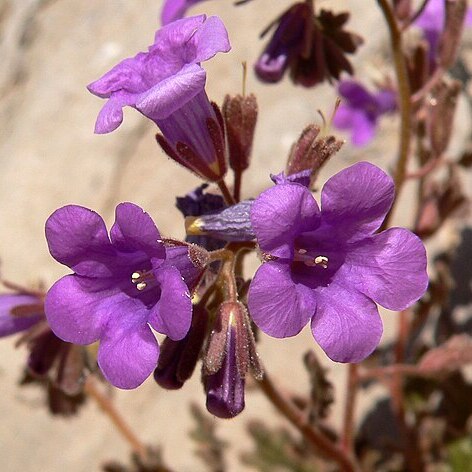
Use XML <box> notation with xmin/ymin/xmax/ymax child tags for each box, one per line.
<box><xmin>84</xmin><ymin>376</ymin><xmax>148</xmax><ymax>460</ymax></box>
<box><xmin>341</xmin><ymin>364</ymin><xmax>359</xmax><ymax>453</ymax></box>
<box><xmin>377</xmin><ymin>0</ymin><xmax>412</xmax><ymax>230</ymax></box>
<box><xmin>256</xmin><ymin>370</ymin><xmax>360</xmax><ymax>472</ymax></box>
<box><xmin>233</xmin><ymin>169</ymin><xmax>242</xmax><ymax>202</ymax></box>
<box><xmin>217</xmin><ymin>179</ymin><xmax>237</xmax><ymax>205</ymax></box>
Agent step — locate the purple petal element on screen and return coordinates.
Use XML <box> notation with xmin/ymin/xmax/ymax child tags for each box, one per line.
<box><xmin>164</xmin><ymin>245</ymin><xmax>203</xmax><ymax>292</ymax></box>
<box><xmin>44</xmin><ymin>275</ymin><xmax>115</xmax><ymax>344</ymax></box>
<box><xmin>94</xmin><ymin>97</ymin><xmax>126</xmax><ymax>134</ymax></box>
<box><xmin>343</xmin><ymin>228</ymin><xmax>428</xmax><ymax>311</ymax></box>
<box><xmin>349</xmin><ymin>111</ymin><xmax>376</xmax><ymax>147</ymax></box>
<box><xmin>148</xmin><ymin>266</ymin><xmax>192</xmax><ymax>340</ymax></box>
<box><xmin>333</xmin><ymin>106</ymin><xmax>376</xmax><ymax>146</ymax></box>
<box><xmin>110</xmin><ymin>202</ymin><xmax>164</xmax><ymax>262</ymax></box>
<box><xmin>154</xmin><ymin>14</ymin><xmax>206</xmax><ymax>49</ymax></box>
<box><xmin>248</xmin><ymin>262</ymin><xmax>316</xmax><ymax>338</ymax></box>
<box><xmin>251</xmin><ymin>183</ymin><xmax>320</xmax><ymax>259</ymax></box>
<box><xmin>136</xmin><ymin>63</ymin><xmax>206</xmax><ymax>120</ymax></box>
<box><xmin>0</xmin><ymin>295</ymin><xmax>42</xmax><ymax>337</ymax></box>
<box><xmin>161</xmin><ymin>0</ymin><xmax>193</xmax><ymax>25</ymax></box>
<box><xmin>321</xmin><ymin>162</ymin><xmax>394</xmax><ymax>241</ymax></box>
<box><xmin>338</xmin><ymin>80</ymin><xmax>376</xmax><ymax>108</ymax></box>
<box><xmin>311</xmin><ymin>280</ymin><xmax>383</xmax><ymax>363</ymax></box>
<box><xmin>98</xmin><ymin>322</ymin><xmax>159</xmax><ymax>389</ymax></box>
<box><xmin>190</xmin><ymin>16</ymin><xmax>231</xmax><ymax>62</ymax></box>
<box><xmin>87</xmin><ymin>53</ymin><xmax>150</xmax><ymax>98</ymax></box>
<box><xmin>45</xmin><ymin>205</ymin><xmax>116</xmax><ymax>277</ymax></box>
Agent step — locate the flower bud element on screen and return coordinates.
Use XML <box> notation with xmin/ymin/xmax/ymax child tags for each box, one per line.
<box><xmin>285</xmin><ymin>124</ymin><xmax>343</xmax><ymax>186</ymax></box>
<box><xmin>222</xmin><ymin>93</ymin><xmax>258</xmax><ymax>173</ymax></box>
<box><xmin>154</xmin><ymin>304</ymin><xmax>208</xmax><ymax>389</ymax></box>
<box><xmin>185</xmin><ymin>200</ymin><xmax>255</xmax><ymax>242</ymax></box>
<box><xmin>204</xmin><ymin>301</ymin><xmax>262</xmax><ymax>418</ymax></box>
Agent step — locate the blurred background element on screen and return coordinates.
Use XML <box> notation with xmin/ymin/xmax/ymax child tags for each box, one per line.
<box><xmin>0</xmin><ymin>0</ymin><xmax>470</xmax><ymax>470</ymax></box>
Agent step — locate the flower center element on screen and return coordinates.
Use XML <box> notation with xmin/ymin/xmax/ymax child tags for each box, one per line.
<box><xmin>131</xmin><ymin>270</ymin><xmax>155</xmax><ymax>291</ymax></box>
<box><xmin>294</xmin><ymin>248</ymin><xmax>329</xmax><ymax>269</ymax></box>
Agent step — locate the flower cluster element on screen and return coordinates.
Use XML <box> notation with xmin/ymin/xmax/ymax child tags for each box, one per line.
<box><xmin>3</xmin><ymin>5</ymin><xmax>431</xmax><ymax>425</ymax></box>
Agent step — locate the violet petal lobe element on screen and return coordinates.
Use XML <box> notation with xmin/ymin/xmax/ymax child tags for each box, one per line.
<box><xmin>161</xmin><ymin>0</ymin><xmax>210</xmax><ymax>26</ymax></box>
<box><xmin>190</xmin><ymin>15</ymin><xmax>231</xmax><ymax>61</ymax></box>
<box><xmin>148</xmin><ymin>266</ymin><xmax>192</xmax><ymax>341</ymax></box>
<box><xmin>136</xmin><ymin>63</ymin><xmax>206</xmax><ymax>120</ymax></box>
<box><xmin>250</xmin><ymin>183</ymin><xmax>320</xmax><ymax>259</ymax></box>
<box><xmin>45</xmin><ymin>205</ymin><xmax>115</xmax><ymax>278</ymax></box>
<box><xmin>248</xmin><ymin>262</ymin><xmax>317</xmax><ymax>338</ymax></box>
<box><xmin>349</xmin><ymin>110</ymin><xmax>376</xmax><ymax>147</ymax></box>
<box><xmin>321</xmin><ymin>162</ymin><xmax>394</xmax><ymax>240</ymax></box>
<box><xmin>110</xmin><ymin>202</ymin><xmax>164</xmax><ymax>261</ymax></box>
<box><xmin>343</xmin><ymin>228</ymin><xmax>428</xmax><ymax>311</ymax></box>
<box><xmin>310</xmin><ymin>280</ymin><xmax>383</xmax><ymax>363</ymax></box>
<box><xmin>0</xmin><ymin>295</ymin><xmax>42</xmax><ymax>337</ymax></box>
<box><xmin>98</xmin><ymin>322</ymin><xmax>159</xmax><ymax>389</ymax></box>
<box><xmin>44</xmin><ymin>275</ymin><xmax>114</xmax><ymax>345</ymax></box>
<box><xmin>94</xmin><ymin>97</ymin><xmax>126</xmax><ymax>134</ymax></box>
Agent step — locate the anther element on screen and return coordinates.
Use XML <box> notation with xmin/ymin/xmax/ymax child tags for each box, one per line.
<box><xmin>314</xmin><ymin>255</ymin><xmax>329</xmax><ymax>269</ymax></box>
<box><xmin>136</xmin><ymin>282</ymin><xmax>147</xmax><ymax>291</ymax></box>
<box><xmin>131</xmin><ymin>272</ymin><xmax>141</xmax><ymax>281</ymax></box>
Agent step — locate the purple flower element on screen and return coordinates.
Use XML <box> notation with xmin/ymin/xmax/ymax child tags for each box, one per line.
<box><xmin>248</xmin><ymin>162</ymin><xmax>428</xmax><ymax>363</ymax></box>
<box><xmin>161</xmin><ymin>0</ymin><xmax>211</xmax><ymax>25</ymax></box>
<box><xmin>44</xmin><ymin>203</ymin><xmax>196</xmax><ymax>389</ymax></box>
<box><xmin>0</xmin><ymin>294</ymin><xmax>43</xmax><ymax>337</ymax></box>
<box><xmin>88</xmin><ymin>15</ymin><xmax>230</xmax><ymax>181</ymax></box>
<box><xmin>415</xmin><ymin>0</ymin><xmax>472</xmax><ymax>60</ymax></box>
<box><xmin>333</xmin><ymin>80</ymin><xmax>397</xmax><ymax>147</ymax></box>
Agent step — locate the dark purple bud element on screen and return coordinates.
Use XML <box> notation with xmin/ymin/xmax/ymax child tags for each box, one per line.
<box><xmin>204</xmin><ymin>302</ymin><xmax>262</xmax><ymax>418</ymax></box>
<box><xmin>255</xmin><ymin>3</ymin><xmax>313</xmax><ymax>83</ymax></box>
<box><xmin>185</xmin><ymin>200</ymin><xmax>255</xmax><ymax>242</ymax></box>
<box><xmin>156</xmin><ymin>92</ymin><xmax>228</xmax><ymax>182</ymax></box>
<box><xmin>290</xmin><ymin>9</ymin><xmax>363</xmax><ymax>87</ymax></box>
<box><xmin>154</xmin><ymin>304</ymin><xmax>208</xmax><ymax>389</ymax></box>
<box><xmin>285</xmin><ymin>124</ymin><xmax>343</xmax><ymax>186</ymax></box>
<box><xmin>222</xmin><ymin>93</ymin><xmax>258</xmax><ymax>173</ymax></box>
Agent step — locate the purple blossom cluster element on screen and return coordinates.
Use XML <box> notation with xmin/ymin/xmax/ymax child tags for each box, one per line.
<box><xmin>2</xmin><ymin>3</ymin><xmax>433</xmax><ymax>426</ymax></box>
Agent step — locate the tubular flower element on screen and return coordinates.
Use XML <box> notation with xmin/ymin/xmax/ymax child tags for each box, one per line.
<box><xmin>44</xmin><ymin>203</ymin><xmax>196</xmax><ymax>389</ymax></box>
<box><xmin>333</xmin><ymin>80</ymin><xmax>397</xmax><ymax>147</ymax></box>
<box><xmin>248</xmin><ymin>162</ymin><xmax>428</xmax><ymax>363</ymax></box>
<box><xmin>88</xmin><ymin>15</ymin><xmax>231</xmax><ymax>181</ymax></box>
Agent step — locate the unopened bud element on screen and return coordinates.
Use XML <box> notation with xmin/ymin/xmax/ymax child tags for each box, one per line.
<box><xmin>286</xmin><ymin>124</ymin><xmax>343</xmax><ymax>186</ymax></box>
<box><xmin>222</xmin><ymin>94</ymin><xmax>258</xmax><ymax>173</ymax></box>
<box><xmin>154</xmin><ymin>304</ymin><xmax>208</xmax><ymax>389</ymax></box>
<box><xmin>204</xmin><ymin>301</ymin><xmax>262</xmax><ymax>418</ymax></box>
<box><xmin>185</xmin><ymin>200</ymin><xmax>255</xmax><ymax>242</ymax></box>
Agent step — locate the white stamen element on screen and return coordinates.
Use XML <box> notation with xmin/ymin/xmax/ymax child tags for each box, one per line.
<box><xmin>136</xmin><ymin>282</ymin><xmax>147</xmax><ymax>291</ymax></box>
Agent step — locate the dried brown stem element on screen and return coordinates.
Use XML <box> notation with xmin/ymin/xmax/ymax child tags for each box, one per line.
<box><xmin>84</xmin><ymin>376</ymin><xmax>148</xmax><ymax>460</ymax></box>
<box><xmin>342</xmin><ymin>364</ymin><xmax>359</xmax><ymax>453</ymax></box>
<box><xmin>217</xmin><ymin>179</ymin><xmax>237</xmax><ymax>205</ymax></box>
<box><xmin>256</xmin><ymin>370</ymin><xmax>360</xmax><ymax>472</ymax></box>
<box><xmin>377</xmin><ymin>0</ymin><xmax>412</xmax><ymax>230</ymax></box>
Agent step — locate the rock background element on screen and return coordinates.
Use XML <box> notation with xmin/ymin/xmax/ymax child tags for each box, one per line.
<box><xmin>0</xmin><ymin>1</ymin><xmax>470</xmax><ymax>470</ymax></box>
